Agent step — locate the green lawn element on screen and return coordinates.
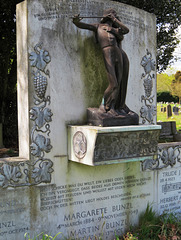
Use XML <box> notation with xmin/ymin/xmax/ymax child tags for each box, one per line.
<box><xmin>157</xmin><ymin>102</ymin><xmax>181</xmax><ymax>131</ymax></box>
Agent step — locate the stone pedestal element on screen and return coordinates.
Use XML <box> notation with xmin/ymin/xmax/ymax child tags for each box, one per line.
<box><xmin>87</xmin><ymin>107</ymin><xmax>139</xmax><ymax>127</ymax></box>
<box><xmin>68</xmin><ymin>125</ymin><xmax>161</xmax><ymax>166</ymax></box>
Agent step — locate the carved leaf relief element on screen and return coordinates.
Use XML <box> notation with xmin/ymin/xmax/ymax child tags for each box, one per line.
<box><xmin>32</xmin><ymin>161</ymin><xmax>53</xmax><ymax>183</ymax></box>
<box><xmin>142</xmin><ymin>146</ymin><xmax>181</xmax><ymax>170</ymax></box>
<box><xmin>30</xmin><ymin>107</ymin><xmax>53</xmax><ymax>129</ymax></box>
<box><xmin>30</xmin><ymin>134</ymin><xmax>52</xmax><ymax>157</ymax></box>
<box><xmin>0</xmin><ymin>165</ymin><xmax>22</xmax><ymax>188</ymax></box>
<box><xmin>29</xmin><ymin>43</ymin><xmax>51</xmax><ymax>72</ymax></box>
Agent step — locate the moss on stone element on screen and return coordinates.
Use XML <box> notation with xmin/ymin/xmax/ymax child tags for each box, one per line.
<box><xmin>79</xmin><ymin>36</ymin><xmax>107</xmax><ymax>108</ymax></box>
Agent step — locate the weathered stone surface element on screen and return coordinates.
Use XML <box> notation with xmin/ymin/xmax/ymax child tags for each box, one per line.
<box><xmin>156</xmin><ymin>142</ymin><xmax>181</xmax><ymax>214</ymax></box>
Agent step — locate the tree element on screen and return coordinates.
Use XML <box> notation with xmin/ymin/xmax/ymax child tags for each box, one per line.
<box><xmin>171</xmin><ymin>71</ymin><xmax>181</xmax><ymax>104</ymax></box>
<box><xmin>113</xmin><ymin>0</ymin><xmax>181</xmax><ymax>72</ymax></box>
<box><xmin>0</xmin><ymin>0</ymin><xmax>22</xmax><ymax>146</ymax></box>
<box><xmin>157</xmin><ymin>73</ymin><xmax>174</xmax><ymax>93</ymax></box>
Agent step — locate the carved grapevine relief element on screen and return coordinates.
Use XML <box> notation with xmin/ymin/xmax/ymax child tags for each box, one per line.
<box><xmin>29</xmin><ymin>43</ymin><xmax>53</xmax><ymax>184</ymax></box>
<box><xmin>94</xmin><ymin>131</ymin><xmax>159</xmax><ymax>162</ymax></box>
<box><xmin>140</xmin><ymin>49</ymin><xmax>156</xmax><ymax>124</ymax></box>
<box><xmin>0</xmin><ymin>43</ymin><xmax>53</xmax><ymax>188</ymax></box>
<box><xmin>29</xmin><ymin>42</ymin><xmax>50</xmax><ymax>76</ymax></box>
<box><xmin>142</xmin><ymin>146</ymin><xmax>181</xmax><ymax>171</ymax></box>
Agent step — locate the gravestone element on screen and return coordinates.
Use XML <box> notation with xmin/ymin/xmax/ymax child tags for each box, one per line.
<box><xmin>163</xmin><ymin>107</ymin><xmax>166</xmax><ymax>112</ymax></box>
<box><xmin>173</xmin><ymin>105</ymin><xmax>179</xmax><ymax>115</ymax></box>
<box><xmin>161</xmin><ymin>105</ymin><xmax>163</xmax><ymax>112</ymax></box>
<box><xmin>0</xmin><ymin>1</ymin><xmax>174</xmax><ymax>239</ymax></box>
<box><xmin>157</xmin><ymin>121</ymin><xmax>177</xmax><ymax>141</ymax></box>
<box><xmin>157</xmin><ymin>142</ymin><xmax>181</xmax><ymax>214</ymax></box>
<box><xmin>167</xmin><ymin>104</ymin><xmax>172</xmax><ymax>118</ymax></box>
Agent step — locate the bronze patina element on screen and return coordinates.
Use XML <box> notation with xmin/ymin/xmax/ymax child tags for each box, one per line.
<box><xmin>73</xmin><ymin>9</ymin><xmax>139</xmax><ymax>126</ymax></box>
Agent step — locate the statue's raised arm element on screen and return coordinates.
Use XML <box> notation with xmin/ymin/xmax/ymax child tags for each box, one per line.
<box><xmin>109</xmin><ymin>15</ymin><xmax>129</xmax><ymax>34</ymax></box>
<box><xmin>73</xmin><ymin>15</ymin><xmax>98</xmax><ymax>32</ymax></box>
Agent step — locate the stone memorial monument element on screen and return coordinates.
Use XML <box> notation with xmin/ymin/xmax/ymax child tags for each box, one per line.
<box><xmin>1</xmin><ymin>1</ymin><xmax>181</xmax><ymax>240</ymax></box>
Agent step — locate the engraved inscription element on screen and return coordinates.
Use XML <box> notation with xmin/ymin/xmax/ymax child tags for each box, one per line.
<box><xmin>32</xmin><ymin>0</ymin><xmax>151</xmax><ymax>31</ymax></box>
<box><xmin>158</xmin><ymin>169</ymin><xmax>181</xmax><ymax>214</ymax></box>
<box><xmin>39</xmin><ymin>175</ymin><xmax>152</xmax><ymax>239</ymax></box>
<box><xmin>0</xmin><ymin>198</ymin><xmax>29</xmax><ymax>237</ymax></box>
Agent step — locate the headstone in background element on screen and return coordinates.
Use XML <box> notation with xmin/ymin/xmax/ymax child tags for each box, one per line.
<box><xmin>157</xmin><ymin>121</ymin><xmax>177</xmax><ymax>141</ymax></box>
<box><xmin>161</xmin><ymin>105</ymin><xmax>163</xmax><ymax>112</ymax></box>
<box><xmin>167</xmin><ymin>104</ymin><xmax>172</xmax><ymax>118</ymax></box>
<box><xmin>173</xmin><ymin>105</ymin><xmax>179</xmax><ymax>115</ymax></box>
<box><xmin>163</xmin><ymin>107</ymin><xmax>166</xmax><ymax>112</ymax></box>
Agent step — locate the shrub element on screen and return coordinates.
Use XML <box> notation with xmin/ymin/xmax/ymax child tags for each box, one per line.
<box><xmin>157</xmin><ymin>91</ymin><xmax>178</xmax><ymax>103</ymax></box>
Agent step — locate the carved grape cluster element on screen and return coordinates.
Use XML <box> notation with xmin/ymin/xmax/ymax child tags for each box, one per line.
<box><xmin>143</xmin><ymin>76</ymin><xmax>153</xmax><ymax>98</ymax></box>
<box><xmin>33</xmin><ymin>70</ymin><xmax>47</xmax><ymax>99</ymax></box>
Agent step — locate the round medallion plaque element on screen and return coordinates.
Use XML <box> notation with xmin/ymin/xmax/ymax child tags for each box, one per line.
<box><xmin>73</xmin><ymin>131</ymin><xmax>87</xmax><ymax>159</ymax></box>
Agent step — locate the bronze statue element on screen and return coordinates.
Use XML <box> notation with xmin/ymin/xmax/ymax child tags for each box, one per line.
<box><xmin>73</xmin><ymin>9</ymin><xmax>139</xmax><ymax>126</ymax></box>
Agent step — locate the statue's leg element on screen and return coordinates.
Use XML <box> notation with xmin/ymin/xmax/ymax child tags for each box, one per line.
<box><xmin>119</xmin><ymin>50</ymin><xmax>129</xmax><ymax>108</ymax></box>
<box><xmin>117</xmin><ymin>50</ymin><xmax>138</xmax><ymax>119</ymax></box>
<box><xmin>102</xmin><ymin>47</ymin><xmax>120</xmax><ymax>112</ymax></box>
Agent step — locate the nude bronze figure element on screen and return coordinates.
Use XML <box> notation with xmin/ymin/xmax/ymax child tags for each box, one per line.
<box><xmin>73</xmin><ymin>9</ymin><xmax>139</xmax><ymax>126</ymax></box>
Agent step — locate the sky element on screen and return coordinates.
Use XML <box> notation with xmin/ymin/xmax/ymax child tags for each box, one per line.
<box><xmin>165</xmin><ymin>26</ymin><xmax>181</xmax><ymax>74</ymax></box>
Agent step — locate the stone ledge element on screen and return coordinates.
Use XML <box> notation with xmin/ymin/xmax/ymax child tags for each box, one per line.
<box><xmin>158</xmin><ymin>142</ymin><xmax>181</xmax><ymax>149</ymax></box>
<box><xmin>0</xmin><ymin>157</ymin><xmax>28</xmax><ymax>163</ymax></box>
<box><xmin>68</xmin><ymin>125</ymin><xmax>161</xmax><ymax>166</ymax></box>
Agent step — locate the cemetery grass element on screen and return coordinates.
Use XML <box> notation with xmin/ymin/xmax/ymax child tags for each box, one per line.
<box><xmin>119</xmin><ymin>205</ymin><xmax>181</xmax><ymax>240</ymax></box>
<box><xmin>157</xmin><ymin>103</ymin><xmax>181</xmax><ymax>131</ymax></box>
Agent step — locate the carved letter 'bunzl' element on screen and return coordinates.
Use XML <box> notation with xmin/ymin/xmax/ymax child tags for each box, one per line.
<box><xmin>73</xmin><ymin>9</ymin><xmax>139</xmax><ymax>127</ymax></box>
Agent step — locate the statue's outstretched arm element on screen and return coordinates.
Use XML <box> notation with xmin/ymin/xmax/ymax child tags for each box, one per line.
<box><xmin>73</xmin><ymin>15</ymin><xmax>98</xmax><ymax>32</ymax></box>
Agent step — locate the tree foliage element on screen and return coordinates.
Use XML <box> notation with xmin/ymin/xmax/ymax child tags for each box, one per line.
<box><xmin>113</xmin><ymin>0</ymin><xmax>181</xmax><ymax>72</ymax></box>
<box><xmin>0</xmin><ymin>0</ymin><xmax>22</xmax><ymax>146</ymax></box>
<box><xmin>157</xmin><ymin>73</ymin><xmax>174</xmax><ymax>92</ymax></box>
<box><xmin>171</xmin><ymin>71</ymin><xmax>181</xmax><ymax>103</ymax></box>
<box><xmin>157</xmin><ymin>91</ymin><xmax>178</xmax><ymax>103</ymax></box>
